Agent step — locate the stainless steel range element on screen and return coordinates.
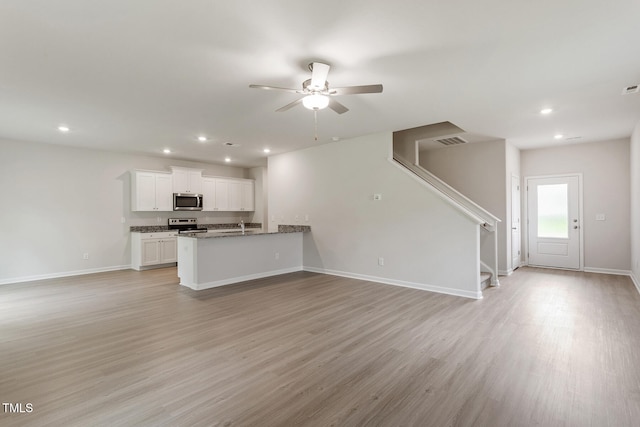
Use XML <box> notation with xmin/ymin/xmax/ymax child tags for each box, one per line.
<box><xmin>168</xmin><ymin>218</ymin><xmax>208</xmax><ymax>234</ymax></box>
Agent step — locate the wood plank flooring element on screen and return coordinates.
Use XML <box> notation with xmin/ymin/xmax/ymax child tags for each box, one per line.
<box><xmin>1</xmin><ymin>267</ymin><xmax>640</xmax><ymax>426</ymax></box>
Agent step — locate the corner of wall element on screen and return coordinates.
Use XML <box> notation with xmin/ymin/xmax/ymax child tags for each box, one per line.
<box><xmin>630</xmin><ymin>120</ymin><xmax>640</xmax><ymax>284</ymax></box>
<box><xmin>631</xmin><ymin>272</ymin><xmax>640</xmax><ymax>295</ymax></box>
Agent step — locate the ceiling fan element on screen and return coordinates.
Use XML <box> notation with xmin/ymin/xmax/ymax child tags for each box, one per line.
<box><xmin>249</xmin><ymin>62</ymin><xmax>383</xmax><ymax>115</ymax></box>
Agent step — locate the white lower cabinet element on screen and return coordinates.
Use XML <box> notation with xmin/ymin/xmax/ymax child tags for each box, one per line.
<box><xmin>131</xmin><ymin>232</ymin><xmax>178</xmax><ymax>270</ymax></box>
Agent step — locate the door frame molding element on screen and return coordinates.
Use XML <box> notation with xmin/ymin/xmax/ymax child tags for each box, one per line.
<box><xmin>510</xmin><ymin>174</ymin><xmax>522</xmax><ymax>273</ymax></box>
<box><xmin>523</xmin><ymin>173</ymin><xmax>584</xmax><ymax>271</ymax></box>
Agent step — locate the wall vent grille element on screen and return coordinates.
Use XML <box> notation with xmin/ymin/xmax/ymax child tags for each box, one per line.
<box><xmin>435</xmin><ymin>136</ymin><xmax>468</xmax><ymax>146</ymax></box>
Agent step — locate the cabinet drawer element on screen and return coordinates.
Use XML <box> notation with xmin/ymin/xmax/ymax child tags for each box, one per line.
<box><xmin>142</xmin><ymin>232</ymin><xmax>178</xmax><ymax>239</ymax></box>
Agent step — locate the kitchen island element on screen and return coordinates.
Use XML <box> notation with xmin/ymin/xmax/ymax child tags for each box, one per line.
<box><xmin>177</xmin><ymin>225</ymin><xmax>310</xmax><ymax>290</ymax></box>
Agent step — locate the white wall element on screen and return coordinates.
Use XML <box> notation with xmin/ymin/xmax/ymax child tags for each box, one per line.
<box><xmin>0</xmin><ymin>138</ymin><xmax>254</xmax><ymax>284</ymax></box>
<box><xmin>268</xmin><ymin>132</ymin><xmax>483</xmax><ymax>299</ymax></box>
<box><xmin>521</xmin><ymin>139</ymin><xmax>631</xmax><ymax>272</ymax></box>
<box><xmin>630</xmin><ymin>122</ymin><xmax>640</xmax><ymax>289</ymax></box>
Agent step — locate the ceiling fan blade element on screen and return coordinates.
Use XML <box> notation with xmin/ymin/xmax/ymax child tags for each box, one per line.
<box><xmin>249</xmin><ymin>84</ymin><xmax>300</xmax><ymax>94</ymax></box>
<box><xmin>275</xmin><ymin>98</ymin><xmax>303</xmax><ymax>112</ymax></box>
<box><xmin>328</xmin><ymin>99</ymin><xmax>349</xmax><ymax>114</ymax></box>
<box><xmin>330</xmin><ymin>84</ymin><xmax>383</xmax><ymax>95</ymax></box>
<box><xmin>310</xmin><ymin>62</ymin><xmax>330</xmax><ymax>90</ymax></box>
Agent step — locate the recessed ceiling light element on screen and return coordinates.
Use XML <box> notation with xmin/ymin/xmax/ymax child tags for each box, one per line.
<box><xmin>263</xmin><ymin>148</ymin><xmax>271</xmax><ymax>153</ymax></box>
<box><xmin>163</xmin><ymin>148</ymin><xmax>171</xmax><ymax>154</ymax></box>
<box><xmin>224</xmin><ymin>157</ymin><xmax>231</xmax><ymax>162</ymax></box>
<box><xmin>58</xmin><ymin>125</ymin><xmax>70</xmax><ymax>132</ymax></box>
<box><xmin>540</xmin><ymin>108</ymin><xmax>553</xmax><ymax>115</ymax></box>
<box><xmin>554</xmin><ymin>134</ymin><xmax>564</xmax><ymax>140</ymax></box>
<box><xmin>197</xmin><ymin>136</ymin><xmax>208</xmax><ymax>142</ymax></box>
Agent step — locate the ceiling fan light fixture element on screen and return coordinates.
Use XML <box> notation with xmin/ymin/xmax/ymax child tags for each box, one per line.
<box><xmin>302</xmin><ymin>94</ymin><xmax>329</xmax><ymax>110</ymax></box>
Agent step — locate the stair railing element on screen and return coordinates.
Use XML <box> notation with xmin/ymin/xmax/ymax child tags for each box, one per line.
<box><xmin>392</xmin><ymin>153</ymin><xmax>500</xmax><ymax>286</ymax></box>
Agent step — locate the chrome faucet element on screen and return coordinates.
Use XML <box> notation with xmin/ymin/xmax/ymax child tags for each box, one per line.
<box><xmin>239</xmin><ymin>220</ymin><xmax>245</xmax><ymax>233</ymax></box>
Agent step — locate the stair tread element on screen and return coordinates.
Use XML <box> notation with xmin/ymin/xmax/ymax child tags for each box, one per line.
<box><xmin>480</xmin><ymin>272</ymin><xmax>492</xmax><ymax>289</ymax></box>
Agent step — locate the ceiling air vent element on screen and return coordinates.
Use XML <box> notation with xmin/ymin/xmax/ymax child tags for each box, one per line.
<box><xmin>622</xmin><ymin>85</ymin><xmax>639</xmax><ymax>95</ymax></box>
<box><xmin>435</xmin><ymin>136</ymin><xmax>468</xmax><ymax>146</ymax></box>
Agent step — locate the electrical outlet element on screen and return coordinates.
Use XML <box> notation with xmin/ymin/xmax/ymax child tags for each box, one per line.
<box><xmin>156</xmin><ymin>216</ymin><xmax>161</xmax><ymax>223</ymax></box>
<box><xmin>83</xmin><ymin>253</ymin><xmax>89</xmax><ymax>260</ymax></box>
<box><xmin>305</xmin><ymin>214</ymin><xmax>309</xmax><ymax>222</ymax></box>
<box><xmin>121</xmin><ymin>217</ymin><xmax>126</xmax><ymax>224</ymax></box>
<box><xmin>378</xmin><ymin>257</ymin><xmax>384</xmax><ymax>266</ymax></box>
<box><xmin>294</xmin><ymin>215</ymin><xmax>300</xmax><ymax>222</ymax></box>
<box><xmin>275</xmin><ymin>252</ymin><xmax>280</xmax><ymax>260</ymax></box>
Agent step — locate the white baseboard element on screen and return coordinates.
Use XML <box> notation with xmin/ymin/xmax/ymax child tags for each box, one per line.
<box><xmin>498</xmin><ymin>269</ymin><xmax>514</xmax><ymax>276</ymax></box>
<box><xmin>583</xmin><ymin>267</ymin><xmax>632</xmax><ymax>276</ymax></box>
<box><xmin>630</xmin><ymin>273</ymin><xmax>640</xmax><ymax>295</ymax></box>
<box><xmin>303</xmin><ymin>266</ymin><xmax>483</xmax><ymax>299</ymax></box>
<box><xmin>180</xmin><ymin>266</ymin><xmax>303</xmax><ymax>291</ymax></box>
<box><xmin>0</xmin><ymin>265</ymin><xmax>133</xmax><ymax>286</ymax></box>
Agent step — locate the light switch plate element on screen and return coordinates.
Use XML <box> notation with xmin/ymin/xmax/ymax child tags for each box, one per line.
<box><xmin>373</xmin><ymin>194</ymin><xmax>382</xmax><ymax>201</ymax></box>
<box><xmin>596</xmin><ymin>214</ymin><xmax>606</xmax><ymax>221</ymax></box>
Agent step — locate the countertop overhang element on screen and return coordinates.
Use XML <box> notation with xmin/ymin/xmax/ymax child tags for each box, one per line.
<box><xmin>180</xmin><ymin>225</ymin><xmax>310</xmax><ymax>239</ymax></box>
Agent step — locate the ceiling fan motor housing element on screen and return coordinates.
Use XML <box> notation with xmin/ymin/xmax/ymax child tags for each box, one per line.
<box><xmin>303</xmin><ymin>79</ymin><xmax>328</xmax><ymax>93</ymax></box>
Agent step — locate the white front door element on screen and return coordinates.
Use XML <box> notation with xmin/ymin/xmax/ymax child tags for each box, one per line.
<box><xmin>527</xmin><ymin>175</ymin><xmax>581</xmax><ymax>270</ymax></box>
<box><xmin>511</xmin><ymin>175</ymin><xmax>521</xmax><ymax>271</ymax></box>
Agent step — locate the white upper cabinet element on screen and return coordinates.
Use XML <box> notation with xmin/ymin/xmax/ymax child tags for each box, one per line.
<box><xmin>131</xmin><ymin>171</ymin><xmax>173</xmax><ymax>211</ymax></box>
<box><xmin>227</xmin><ymin>180</ymin><xmax>243</xmax><ymax>211</ymax></box>
<box><xmin>228</xmin><ymin>180</ymin><xmax>253</xmax><ymax>211</ymax></box>
<box><xmin>201</xmin><ymin>176</ymin><xmax>254</xmax><ymax>212</ymax></box>
<box><xmin>241</xmin><ymin>180</ymin><xmax>254</xmax><ymax>211</ymax></box>
<box><xmin>171</xmin><ymin>167</ymin><xmax>203</xmax><ymax>194</ymax></box>
<box><xmin>214</xmin><ymin>179</ymin><xmax>229</xmax><ymax>211</ymax></box>
<box><xmin>132</xmin><ymin>168</ymin><xmax>253</xmax><ymax>212</ymax></box>
<box><xmin>202</xmin><ymin>177</ymin><xmax>217</xmax><ymax>211</ymax></box>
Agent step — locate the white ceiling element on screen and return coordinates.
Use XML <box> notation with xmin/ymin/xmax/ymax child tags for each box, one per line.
<box><xmin>1</xmin><ymin>0</ymin><xmax>640</xmax><ymax>167</ymax></box>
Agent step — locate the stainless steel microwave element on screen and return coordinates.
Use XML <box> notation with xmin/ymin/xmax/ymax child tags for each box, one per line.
<box><xmin>173</xmin><ymin>193</ymin><xmax>203</xmax><ymax>211</ymax></box>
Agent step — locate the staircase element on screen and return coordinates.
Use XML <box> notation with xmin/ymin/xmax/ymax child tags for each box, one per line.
<box><xmin>480</xmin><ymin>272</ymin><xmax>492</xmax><ymax>289</ymax></box>
<box><xmin>392</xmin><ymin>123</ymin><xmax>501</xmax><ymax>294</ymax></box>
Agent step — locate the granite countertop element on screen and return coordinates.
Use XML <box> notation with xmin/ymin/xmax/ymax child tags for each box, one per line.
<box><xmin>130</xmin><ymin>223</ymin><xmax>262</xmax><ymax>233</ymax></box>
<box><xmin>179</xmin><ymin>225</ymin><xmax>310</xmax><ymax>239</ymax></box>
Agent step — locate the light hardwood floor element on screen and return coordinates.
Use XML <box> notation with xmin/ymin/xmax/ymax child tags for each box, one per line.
<box><xmin>1</xmin><ymin>267</ymin><xmax>640</xmax><ymax>426</ymax></box>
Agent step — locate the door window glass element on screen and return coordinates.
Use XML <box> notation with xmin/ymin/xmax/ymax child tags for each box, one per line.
<box><xmin>537</xmin><ymin>184</ymin><xmax>568</xmax><ymax>238</ymax></box>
